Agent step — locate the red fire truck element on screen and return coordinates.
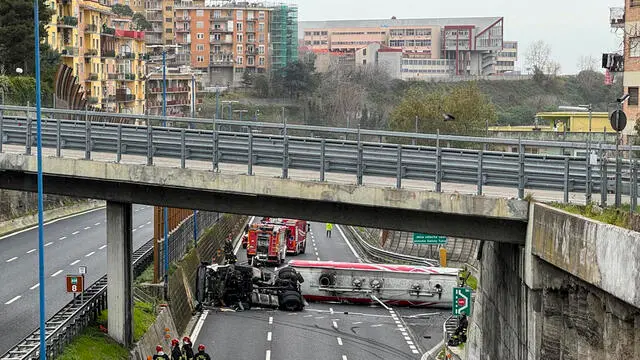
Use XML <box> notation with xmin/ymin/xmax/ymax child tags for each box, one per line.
<box><xmin>281</xmin><ymin>219</ymin><xmax>308</xmax><ymax>255</ymax></box>
<box><xmin>246</xmin><ymin>223</ymin><xmax>287</xmax><ymax>267</ymax></box>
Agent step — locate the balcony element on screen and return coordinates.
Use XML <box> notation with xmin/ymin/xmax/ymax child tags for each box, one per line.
<box><xmin>176</xmin><ymin>27</ymin><xmax>191</xmax><ymax>33</ymax></box>
<box><xmin>176</xmin><ymin>16</ymin><xmax>191</xmax><ymax>22</ymax></box>
<box><xmin>139</xmin><ymin>53</ymin><xmax>150</xmax><ymax>61</ymax></box>
<box><xmin>209</xmin><ymin>58</ymin><xmax>234</xmax><ymax>67</ymax></box>
<box><xmin>117</xmin><ymin>52</ymin><xmax>136</xmax><ymax>59</ymax></box>
<box><xmin>87</xmin><ymin>97</ymin><xmax>99</xmax><ymax>104</ymax></box>
<box><xmin>60</xmin><ymin>46</ymin><xmax>78</xmax><ymax>57</ymax></box>
<box><xmin>150</xmin><ymin>86</ymin><xmax>190</xmax><ymax>93</ymax></box>
<box><xmin>113</xmin><ymin>73</ymin><xmax>136</xmax><ymax>81</ymax></box>
<box><xmin>85</xmin><ymin>23</ymin><xmax>98</xmax><ymax>33</ymax></box>
<box><xmin>84</xmin><ymin>49</ymin><xmax>98</xmax><ymax>57</ymax></box>
<box><xmin>57</xmin><ymin>16</ymin><xmax>78</xmax><ymax>28</ymax></box>
<box><xmin>116</xmin><ymin>94</ymin><xmax>136</xmax><ymax>102</ymax></box>
<box><xmin>86</xmin><ymin>73</ymin><xmax>99</xmax><ymax>81</ymax></box>
<box><xmin>101</xmin><ymin>49</ymin><xmax>115</xmax><ymax>57</ymax></box>
<box><xmin>115</xmin><ymin>30</ymin><xmax>145</xmax><ymax>40</ymax></box>
<box><xmin>104</xmin><ymin>95</ymin><xmax>116</xmax><ymax>103</ymax></box>
<box><xmin>610</xmin><ymin>7</ymin><xmax>625</xmax><ymax>28</ymax></box>
<box><xmin>211</xmin><ymin>15</ymin><xmax>233</xmax><ymax>21</ymax></box>
<box><xmin>101</xmin><ymin>26</ymin><xmax>115</xmax><ymax>36</ymax></box>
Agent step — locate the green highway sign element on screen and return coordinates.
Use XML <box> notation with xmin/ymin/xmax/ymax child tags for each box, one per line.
<box><xmin>413</xmin><ymin>233</ymin><xmax>447</xmax><ymax>245</ymax></box>
<box><xmin>453</xmin><ymin>287</ymin><xmax>472</xmax><ymax>316</ymax></box>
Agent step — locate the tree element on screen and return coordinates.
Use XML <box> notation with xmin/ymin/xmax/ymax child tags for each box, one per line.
<box><xmin>111</xmin><ymin>4</ymin><xmax>133</xmax><ymax>17</ymax></box>
<box><xmin>526</xmin><ymin>40</ymin><xmax>551</xmax><ymax>75</ymax></box>
<box><xmin>389</xmin><ymin>82</ymin><xmax>496</xmax><ymax>137</ymax></box>
<box><xmin>0</xmin><ymin>0</ymin><xmax>54</xmax><ymax>76</ymax></box>
<box><xmin>242</xmin><ymin>71</ymin><xmax>253</xmax><ymax>88</ymax></box>
<box><xmin>132</xmin><ymin>12</ymin><xmax>152</xmax><ymax>31</ymax></box>
<box><xmin>253</xmin><ymin>74</ymin><xmax>270</xmax><ymax>97</ymax></box>
<box><xmin>577</xmin><ymin>55</ymin><xmax>598</xmax><ymax>72</ymax></box>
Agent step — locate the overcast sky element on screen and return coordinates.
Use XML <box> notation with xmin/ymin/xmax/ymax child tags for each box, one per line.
<box><xmin>293</xmin><ymin>0</ymin><xmax>622</xmax><ymax>74</ymax></box>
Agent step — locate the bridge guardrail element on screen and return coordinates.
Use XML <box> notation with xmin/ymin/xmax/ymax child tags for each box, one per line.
<box><xmin>0</xmin><ymin>239</ymin><xmax>154</xmax><ymax>360</ymax></box>
<box><xmin>0</xmin><ymin>106</ymin><xmax>638</xmax><ymax>207</ymax></box>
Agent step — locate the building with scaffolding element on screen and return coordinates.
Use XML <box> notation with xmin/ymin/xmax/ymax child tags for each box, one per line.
<box><xmin>270</xmin><ymin>4</ymin><xmax>298</xmax><ymax>72</ymax></box>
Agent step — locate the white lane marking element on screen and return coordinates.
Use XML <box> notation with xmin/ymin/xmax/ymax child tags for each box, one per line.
<box><xmin>146</xmin><ymin>221</ymin><xmax>151</xmax><ymax>225</ymax></box>
<box><xmin>268</xmin><ymin>316</ymin><xmax>273</xmax><ymax>324</ymax></box>
<box><xmin>352</xmin><ymin>321</ymin><xmax>362</xmax><ymax>325</ymax></box>
<box><xmin>84</xmin><ymin>227</ymin><xmax>91</xmax><ymax>230</ymax></box>
<box><xmin>191</xmin><ymin>310</ymin><xmax>209</xmax><ymax>343</ymax></box>
<box><xmin>337</xmin><ymin>337</ymin><xmax>343</xmax><ymax>346</ymax></box>
<box><xmin>85</xmin><ymin>251</ymin><xmax>95</xmax><ymax>257</ymax></box>
<box><xmin>6</xmin><ymin>257</ymin><xmax>18</xmax><ymax>263</ymax></box>
<box><xmin>335</xmin><ymin>225</ymin><xmax>361</xmax><ymax>262</ymax></box>
<box><xmin>329</xmin><ymin>307</ymin><xmax>334</xmax><ymax>314</ymax></box>
<box><xmin>44</xmin><ymin>242</ymin><xmax>53</xmax><ymax>247</ymax></box>
<box><xmin>0</xmin><ymin>206</ymin><xmax>104</xmax><ymax>240</ymax></box>
<box><xmin>408</xmin><ymin>342</ymin><xmax>415</xmax><ymax>346</ymax></box>
<box><xmin>70</xmin><ymin>260</ymin><xmax>81</xmax><ymax>266</ymax></box>
<box><xmin>265</xmin><ymin>350</ymin><xmax>271</xmax><ymax>360</ymax></box>
<box><xmin>342</xmin><ymin>356</ymin><xmax>348</xmax><ymax>360</ymax></box>
<box><xmin>314</xmin><ymin>247</ymin><xmax>318</xmax><ymax>251</ymax></box>
<box><xmin>371</xmin><ymin>324</ymin><xmax>383</xmax><ymax>327</ymax></box>
<box><xmin>99</xmin><ymin>245</ymin><xmax>107</xmax><ymax>250</ymax></box>
<box><xmin>95</xmin><ymin>223</ymin><xmax>101</xmax><ymax>226</ymax></box>
<box><xmin>332</xmin><ymin>321</ymin><xmax>338</xmax><ymax>329</ymax></box>
<box><xmin>412</xmin><ymin>350</ymin><xmax>420</xmax><ymax>354</ymax></box>
<box><xmin>267</xmin><ymin>332</ymin><xmax>272</xmax><ymax>341</ymax></box>
<box><xmin>401</xmin><ymin>331</ymin><xmax>408</xmax><ymax>336</ymax></box>
<box><xmin>316</xmin><ymin>257</ymin><xmax>321</xmax><ymax>261</ymax></box>
<box><xmin>51</xmin><ymin>270</ymin><xmax>63</xmax><ymax>277</ymax></box>
<box><xmin>72</xmin><ymin>231</ymin><xmax>80</xmax><ymax>235</ymax></box>
<box><xmin>315</xmin><ymin>316</ymin><xmax>325</xmax><ymax>320</ymax></box>
<box><xmin>30</xmin><ymin>283</ymin><xmax>40</xmax><ymax>290</ymax></box>
<box><xmin>59</xmin><ymin>236</ymin><xmax>67</xmax><ymax>240</ymax></box>
<box><xmin>5</xmin><ymin>295</ymin><xmax>21</xmax><ymax>305</ymax></box>
<box><xmin>303</xmin><ymin>315</ymin><xmax>313</xmax><ymax>318</ymax></box>
<box><xmin>138</xmin><ymin>225</ymin><xmax>144</xmax><ymax>229</ymax></box>
<box><xmin>404</xmin><ymin>336</ymin><xmax>412</xmax><ymax>341</ymax></box>
<box><xmin>26</xmin><ymin>249</ymin><xmax>36</xmax><ymax>254</ymax></box>
<box><xmin>132</xmin><ymin>229</ymin><xmax>137</xmax><ymax>232</ymax></box>
<box><xmin>314</xmin><ymin>251</ymin><xmax>319</xmax><ymax>256</ymax></box>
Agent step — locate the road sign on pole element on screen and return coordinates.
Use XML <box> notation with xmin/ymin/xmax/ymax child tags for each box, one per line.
<box><xmin>453</xmin><ymin>287</ymin><xmax>472</xmax><ymax>316</ymax></box>
<box><xmin>413</xmin><ymin>233</ymin><xmax>447</xmax><ymax>245</ymax></box>
<box><xmin>66</xmin><ymin>275</ymin><xmax>84</xmax><ymax>294</ymax></box>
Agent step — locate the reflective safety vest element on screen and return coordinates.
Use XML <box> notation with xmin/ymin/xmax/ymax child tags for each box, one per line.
<box><xmin>326</xmin><ymin>223</ymin><xmax>333</xmax><ymax>230</ymax></box>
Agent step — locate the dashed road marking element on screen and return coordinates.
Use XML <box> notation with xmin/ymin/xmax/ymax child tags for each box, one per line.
<box><xmin>72</xmin><ymin>231</ymin><xmax>80</xmax><ymax>235</ymax></box>
<box><xmin>5</xmin><ymin>295</ymin><xmax>21</xmax><ymax>305</ymax></box>
<box><xmin>138</xmin><ymin>225</ymin><xmax>144</xmax><ymax>229</ymax></box>
<box><xmin>267</xmin><ymin>332</ymin><xmax>272</xmax><ymax>341</ymax></box>
<box><xmin>316</xmin><ymin>257</ymin><xmax>321</xmax><ymax>261</ymax></box>
<box><xmin>342</xmin><ymin>355</ymin><xmax>348</xmax><ymax>360</ymax></box>
<box><xmin>314</xmin><ymin>252</ymin><xmax>319</xmax><ymax>256</ymax></box>
<box><xmin>371</xmin><ymin>324</ymin><xmax>383</xmax><ymax>327</ymax></box>
<box><xmin>85</xmin><ymin>251</ymin><xmax>95</xmax><ymax>257</ymax></box>
<box><xmin>59</xmin><ymin>236</ymin><xmax>67</xmax><ymax>240</ymax></box>
<box><xmin>44</xmin><ymin>242</ymin><xmax>53</xmax><ymax>247</ymax></box>
<box><xmin>6</xmin><ymin>257</ymin><xmax>18</xmax><ymax>263</ymax></box>
<box><xmin>269</xmin><ymin>316</ymin><xmax>273</xmax><ymax>325</ymax></box>
<box><xmin>70</xmin><ymin>260</ymin><xmax>80</xmax><ymax>266</ymax></box>
<box><xmin>329</xmin><ymin>307</ymin><xmax>334</xmax><ymax>314</ymax></box>
<box><xmin>146</xmin><ymin>221</ymin><xmax>151</xmax><ymax>225</ymax></box>
<box><xmin>303</xmin><ymin>315</ymin><xmax>313</xmax><ymax>318</ymax></box>
<box><xmin>99</xmin><ymin>245</ymin><xmax>107</xmax><ymax>250</ymax></box>
<box><xmin>26</xmin><ymin>249</ymin><xmax>36</xmax><ymax>254</ymax></box>
<box><xmin>51</xmin><ymin>270</ymin><xmax>63</xmax><ymax>277</ymax></box>
<box><xmin>332</xmin><ymin>321</ymin><xmax>338</xmax><ymax>329</ymax></box>
<box><xmin>352</xmin><ymin>321</ymin><xmax>362</xmax><ymax>325</ymax></box>
<box><xmin>30</xmin><ymin>283</ymin><xmax>40</xmax><ymax>290</ymax></box>
<box><xmin>337</xmin><ymin>337</ymin><xmax>343</xmax><ymax>346</ymax></box>
<box><xmin>84</xmin><ymin>226</ymin><xmax>91</xmax><ymax>230</ymax></box>
<box><xmin>94</xmin><ymin>223</ymin><xmax>101</xmax><ymax>226</ymax></box>
<box><xmin>265</xmin><ymin>350</ymin><xmax>271</xmax><ymax>360</ymax></box>
<box><xmin>132</xmin><ymin>229</ymin><xmax>137</xmax><ymax>232</ymax></box>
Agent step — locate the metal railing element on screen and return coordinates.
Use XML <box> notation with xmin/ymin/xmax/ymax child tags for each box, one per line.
<box><xmin>0</xmin><ymin>105</ymin><xmax>639</xmax><ymax>207</ymax></box>
<box><xmin>0</xmin><ymin>239</ymin><xmax>154</xmax><ymax>360</ymax></box>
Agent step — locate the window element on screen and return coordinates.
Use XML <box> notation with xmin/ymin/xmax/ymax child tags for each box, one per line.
<box><xmin>259</xmin><ymin>57</ymin><xmax>265</xmax><ymax>65</ymax></box>
<box><xmin>236</xmin><ymin>23</ymin><xmax>243</xmax><ymax>32</ymax></box>
<box><xmin>247</xmin><ymin>57</ymin><xmax>254</xmax><ymax>65</ymax></box>
<box><xmin>196</xmin><ymin>56</ymin><xmax>204</xmax><ymax>62</ymax></box>
<box><xmin>237</xmin><ymin>44</ymin><xmax>243</xmax><ymax>54</ymax></box>
<box><xmin>197</xmin><ymin>33</ymin><xmax>204</xmax><ymax>39</ymax></box>
<box><xmin>321</xmin><ymin>31</ymin><xmax>328</xmax><ymax>35</ymax></box>
<box><xmin>236</xmin><ymin>56</ymin><xmax>243</xmax><ymax>64</ymax></box>
<box><xmin>166</xmin><ymin>17</ymin><xmax>172</xmax><ymax>23</ymax></box>
<box><xmin>630</xmin><ymin>87</ymin><xmax>639</xmax><ymax>106</ymax></box>
<box><xmin>166</xmin><ymin>28</ymin><xmax>172</xmax><ymax>33</ymax></box>
<box><xmin>236</xmin><ymin>10</ymin><xmax>243</xmax><ymax>20</ymax></box>
<box><xmin>214</xmin><ymin>45</ymin><xmax>221</xmax><ymax>53</ymax></box>
<box><xmin>259</xmin><ymin>34</ymin><xmax>264</xmax><ymax>43</ymax></box>
<box><xmin>631</xmin><ymin>37</ymin><xmax>640</xmax><ymax>57</ymax></box>
<box><xmin>259</xmin><ymin>23</ymin><xmax>265</xmax><ymax>32</ymax></box>
<box><xmin>196</xmin><ymin>21</ymin><xmax>204</xmax><ymax>28</ymax></box>
<box><xmin>196</xmin><ymin>9</ymin><xmax>204</xmax><ymax>16</ymax></box>
<box><xmin>236</xmin><ymin>33</ymin><xmax>243</xmax><ymax>42</ymax></box>
<box><xmin>213</xmin><ymin>33</ymin><xmax>221</xmax><ymax>40</ymax></box>
<box><xmin>363</xmin><ymin>49</ymin><xmax>367</xmax><ymax>56</ymax></box>
<box><xmin>196</xmin><ymin>44</ymin><xmax>204</xmax><ymax>51</ymax></box>
<box><xmin>165</xmin><ymin>6</ymin><xmax>171</xmax><ymax>10</ymax></box>
<box><xmin>363</xmin><ymin>59</ymin><xmax>366</xmax><ymax>65</ymax></box>
<box><xmin>258</xmin><ymin>11</ymin><xmax>265</xmax><ymax>20</ymax></box>
<box><xmin>213</xmin><ymin>10</ymin><xmax>221</xmax><ymax>18</ymax></box>
<box><xmin>214</xmin><ymin>24</ymin><xmax>221</xmax><ymax>30</ymax></box>
<box><xmin>258</xmin><ymin>45</ymin><xmax>265</xmax><ymax>54</ymax></box>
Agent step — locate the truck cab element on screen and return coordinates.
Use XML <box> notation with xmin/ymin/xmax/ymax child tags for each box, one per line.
<box><xmin>246</xmin><ymin>223</ymin><xmax>287</xmax><ymax>267</ymax></box>
<box><xmin>283</xmin><ymin>219</ymin><xmax>307</xmax><ymax>255</ymax></box>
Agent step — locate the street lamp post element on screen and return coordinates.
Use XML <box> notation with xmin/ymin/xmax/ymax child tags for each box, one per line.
<box><xmin>559</xmin><ymin>105</ymin><xmax>593</xmax><ymax>203</ymax></box>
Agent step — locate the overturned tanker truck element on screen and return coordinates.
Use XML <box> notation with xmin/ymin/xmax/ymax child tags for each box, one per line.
<box><xmin>287</xmin><ymin>260</ymin><xmax>460</xmax><ymax>308</ymax></box>
<box><xmin>194</xmin><ymin>263</ymin><xmax>306</xmax><ymax>312</ymax></box>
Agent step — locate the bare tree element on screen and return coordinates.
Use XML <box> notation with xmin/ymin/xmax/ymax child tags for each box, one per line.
<box><xmin>525</xmin><ymin>40</ymin><xmax>551</xmax><ymax>74</ymax></box>
<box><xmin>577</xmin><ymin>55</ymin><xmax>598</xmax><ymax>72</ymax></box>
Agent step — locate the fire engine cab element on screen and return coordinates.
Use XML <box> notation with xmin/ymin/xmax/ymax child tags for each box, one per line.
<box><xmin>281</xmin><ymin>219</ymin><xmax>307</xmax><ymax>255</ymax></box>
<box><xmin>246</xmin><ymin>223</ymin><xmax>287</xmax><ymax>267</ymax></box>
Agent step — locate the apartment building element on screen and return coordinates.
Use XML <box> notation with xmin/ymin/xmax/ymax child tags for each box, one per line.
<box><xmin>145</xmin><ymin>0</ymin><xmax>174</xmax><ymax>46</ymax></box>
<box><xmin>146</xmin><ymin>71</ymin><xmax>200</xmax><ymax>117</ymax></box>
<box><xmin>47</xmin><ymin>0</ymin><xmax>146</xmax><ymax>113</ymax></box>
<box><xmin>496</xmin><ymin>41</ymin><xmax>517</xmax><ymax>73</ymax></box>
<box><xmin>300</xmin><ymin>17</ymin><xmax>513</xmax><ymax>78</ymax></box>
<box><xmin>613</xmin><ymin>2</ymin><xmax>640</xmax><ymax>134</ymax></box>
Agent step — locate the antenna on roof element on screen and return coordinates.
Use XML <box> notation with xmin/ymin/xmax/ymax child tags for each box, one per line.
<box><xmin>391</xmin><ymin>16</ymin><xmax>397</xmax><ymax>20</ymax></box>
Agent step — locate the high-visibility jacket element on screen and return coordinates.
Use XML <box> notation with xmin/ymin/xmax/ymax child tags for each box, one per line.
<box><xmin>194</xmin><ymin>352</ymin><xmax>211</xmax><ymax>360</ymax></box>
<box><xmin>153</xmin><ymin>354</ymin><xmax>170</xmax><ymax>360</ymax></box>
<box><xmin>326</xmin><ymin>223</ymin><xmax>333</xmax><ymax>231</ymax></box>
<box><xmin>182</xmin><ymin>344</ymin><xmax>194</xmax><ymax>360</ymax></box>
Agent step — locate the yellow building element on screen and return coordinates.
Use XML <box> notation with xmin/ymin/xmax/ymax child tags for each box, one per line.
<box><xmin>491</xmin><ymin>112</ymin><xmax>613</xmax><ymax>133</ymax></box>
<box><xmin>46</xmin><ymin>0</ymin><xmax>146</xmax><ymax>114</ymax></box>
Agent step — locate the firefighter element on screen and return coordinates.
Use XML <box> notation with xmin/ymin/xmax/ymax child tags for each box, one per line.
<box><xmin>170</xmin><ymin>339</ymin><xmax>182</xmax><ymax>360</ymax></box>
<box><xmin>153</xmin><ymin>345</ymin><xmax>170</xmax><ymax>360</ymax></box>
<box><xmin>325</xmin><ymin>222</ymin><xmax>333</xmax><ymax>238</ymax></box>
<box><xmin>194</xmin><ymin>344</ymin><xmax>211</xmax><ymax>360</ymax></box>
<box><xmin>182</xmin><ymin>336</ymin><xmax>195</xmax><ymax>360</ymax></box>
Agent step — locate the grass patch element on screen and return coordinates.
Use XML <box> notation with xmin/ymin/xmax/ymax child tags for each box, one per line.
<box><xmin>135</xmin><ymin>264</ymin><xmax>154</xmax><ymax>284</ymax></box>
<box><xmin>551</xmin><ymin>202</ymin><xmax>638</xmax><ymax>229</ymax></box>
<box><xmin>59</xmin><ymin>301</ymin><xmax>158</xmax><ymax>359</ymax></box>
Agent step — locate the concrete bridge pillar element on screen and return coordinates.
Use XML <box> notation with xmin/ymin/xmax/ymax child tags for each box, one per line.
<box><xmin>106</xmin><ymin>201</ymin><xmax>133</xmax><ymax>346</ymax></box>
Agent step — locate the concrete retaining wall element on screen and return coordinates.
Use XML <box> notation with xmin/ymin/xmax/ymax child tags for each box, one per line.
<box><xmin>130</xmin><ymin>306</ymin><xmax>178</xmax><ymax>360</ymax></box>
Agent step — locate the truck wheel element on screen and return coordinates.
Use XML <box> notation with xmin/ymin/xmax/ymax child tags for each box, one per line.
<box><xmin>280</xmin><ymin>290</ymin><xmax>303</xmax><ymax>312</ymax></box>
<box><xmin>300</xmin><ymin>242</ymin><xmax>306</xmax><ymax>254</ymax></box>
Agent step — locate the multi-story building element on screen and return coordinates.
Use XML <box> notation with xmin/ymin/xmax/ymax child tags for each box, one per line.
<box><xmin>613</xmin><ymin>2</ymin><xmax>640</xmax><ymax>134</ymax></box>
<box><xmin>495</xmin><ymin>41</ymin><xmax>517</xmax><ymax>74</ymax></box>
<box><xmin>300</xmin><ymin>17</ymin><xmax>514</xmax><ymax>78</ymax></box>
<box><xmin>145</xmin><ymin>0</ymin><xmax>174</xmax><ymax>46</ymax></box>
<box><xmin>146</xmin><ymin>70</ymin><xmax>200</xmax><ymax>117</ymax></box>
<box><xmin>47</xmin><ymin>0</ymin><xmax>146</xmax><ymax>113</ymax></box>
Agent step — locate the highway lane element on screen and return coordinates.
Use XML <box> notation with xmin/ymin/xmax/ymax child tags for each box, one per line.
<box><xmin>0</xmin><ymin>205</ymin><xmax>153</xmax><ymax>353</ymax></box>
<box><xmin>196</xmin><ymin>220</ymin><xmax>434</xmax><ymax>360</ymax></box>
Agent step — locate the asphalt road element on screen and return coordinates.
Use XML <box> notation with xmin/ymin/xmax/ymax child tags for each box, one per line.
<box><xmin>0</xmin><ymin>205</ymin><xmax>153</xmax><ymax>353</ymax></box>
<box><xmin>195</xmin><ymin>221</ymin><xmax>444</xmax><ymax>360</ymax></box>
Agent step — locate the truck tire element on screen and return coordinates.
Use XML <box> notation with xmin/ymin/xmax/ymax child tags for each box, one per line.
<box><xmin>319</xmin><ymin>273</ymin><xmax>336</xmax><ymax>287</ymax></box>
<box><xmin>279</xmin><ymin>290</ymin><xmax>303</xmax><ymax>312</ymax></box>
<box><xmin>300</xmin><ymin>241</ymin><xmax>306</xmax><ymax>254</ymax></box>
